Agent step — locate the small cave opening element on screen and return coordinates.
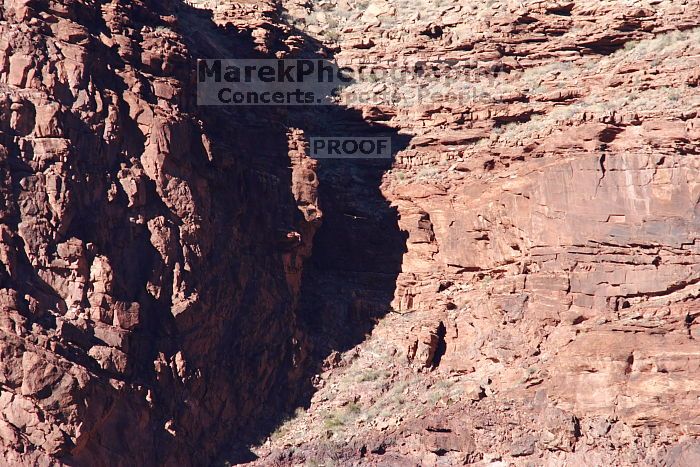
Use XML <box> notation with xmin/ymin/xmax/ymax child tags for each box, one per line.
<box><xmin>432</xmin><ymin>322</ymin><xmax>447</xmax><ymax>368</ymax></box>
<box><xmin>624</xmin><ymin>353</ymin><xmax>635</xmax><ymax>374</ymax></box>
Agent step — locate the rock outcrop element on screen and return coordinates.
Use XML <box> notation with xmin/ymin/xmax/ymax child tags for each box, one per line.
<box><xmin>251</xmin><ymin>0</ymin><xmax>700</xmax><ymax>465</ymax></box>
<box><xmin>0</xmin><ymin>0</ymin><xmax>324</xmax><ymax>464</ymax></box>
<box><xmin>2</xmin><ymin>0</ymin><xmax>700</xmax><ymax>465</ymax></box>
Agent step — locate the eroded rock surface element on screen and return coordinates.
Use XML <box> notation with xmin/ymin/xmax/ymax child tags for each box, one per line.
<box><xmin>2</xmin><ymin>0</ymin><xmax>700</xmax><ymax>465</ymax></box>
<box><xmin>250</xmin><ymin>0</ymin><xmax>700</xmax><ymax>465</ymax></box>
<box><xmin>0</xmin><ymin>0</ymin><xmax>323</xmax><ymax>464</ymax></box>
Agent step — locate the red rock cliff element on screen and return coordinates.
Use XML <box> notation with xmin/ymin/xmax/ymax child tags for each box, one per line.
<box><xmin>0</xmin><ymin>0</ymin><xmax>325</xmax><ymax>464</ymax></box>
<box><xmin>2</xmin><ymin>0</ymin><xmax>700</xmax><ymax>466</ymax></box>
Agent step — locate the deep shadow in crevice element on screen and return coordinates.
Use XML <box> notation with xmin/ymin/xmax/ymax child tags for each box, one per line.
<box><xmin>290</xmin><ymin>104</ymin><xmax>411</xmax><ymax>350</ymax></box>
<box><xmin>225</xmin><ymin>109</ymin><xmax>410</xmax><ymax>460</ymax></box>
<box><xmin>167</xmin><ymin>3</ymin><xmax>411</xmax><ymax>464</ymax></box>
<box><xmin>145</xmin><ymin>3</ymin><xmax>408</xmax><ymax>463</ymax></box>
<box><xmin>432</xmin><ymin>322</ymin><xmax>447</xmax><ymax>368</ymax></box>
<box><xmin>31</xmin><ymin>0</ymin><xmax>410</xmax><ymax>463</ymax></box>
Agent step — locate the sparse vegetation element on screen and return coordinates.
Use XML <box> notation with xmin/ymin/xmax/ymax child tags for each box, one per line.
<box><xmin>323</xmin><ymin>29</ymin><xmax>341</xmax><ymax>42</ymax></box>
<box><xmin>417</xmin><ymin>166</ymin><xmax>440</xmax><ymax>180</ymax></box>
<box><xmin>323</xmin><ymin>402</ymin><xmax>362</xmax><ymax>430</ymax></box>
<box><xmin>269</xmin><ymin>407</ymin><xmax>306</xmax><ymax>442</ymax></box>
<box><xmin>358</xmin><ymin>368</ymin><xmax>386</xmax><ymax>382</ymax></box>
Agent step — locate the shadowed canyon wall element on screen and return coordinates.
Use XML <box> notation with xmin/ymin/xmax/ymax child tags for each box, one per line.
<box><xmin>2</xmin><ymin>0</ymin><xmax>700</xmax><ymax>466</ymax></box>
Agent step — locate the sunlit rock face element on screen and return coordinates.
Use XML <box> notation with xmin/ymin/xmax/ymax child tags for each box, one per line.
<box><xmin>248</xmin><ymin>0</ymin><xmax>700</xmax><ymax>465</ymax></box>
<box><xmin>1</xmin><ymin>0</ymin><xmax>700</xmax><ymax>465</ymax></box>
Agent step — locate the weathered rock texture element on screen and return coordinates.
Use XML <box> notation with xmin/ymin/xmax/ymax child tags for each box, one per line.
<box><xmin>0</xmin><ymin>0</ymin><xmax>327</xmax><ymax>464</ymax></box>
<box><xmin>250</xmin><ymin>0</ymin><xmax>700</xmax><ymax>465</ymax></box>
<box><xmin>2</xmin><ymin>0</ymin><xmax>700</xmax><ymax>465</ymax></box>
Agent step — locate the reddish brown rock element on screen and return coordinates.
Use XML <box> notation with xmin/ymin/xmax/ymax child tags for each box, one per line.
<box><xmin>2</xmin><ymin>0</ymin><xmax>700</xmax><ymax>465</ymax></box>
<box><xmin>0</xmin><ymin>0</ymin><xmax>323</xmax><ymax>464</ymax></box>
<box><xmin>247</xmin><ymin>0</ymin><xmax>700</xmax><ymax>465</ymax></box>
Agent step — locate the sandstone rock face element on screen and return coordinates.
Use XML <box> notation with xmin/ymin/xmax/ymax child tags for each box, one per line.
<box><xmin>0</xmin><ymin>0</ymin><xmax>323</xmax><ymax>464</ymax></box>
<box><xmin>2</xmin><ymin>0</ymin><xmax>700</xmax><ymax>465</ymax></box>
<box><xmin>249</xmin><ymin>0</ymin><xmax>700</xmax><ymax>465</ymax></box>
